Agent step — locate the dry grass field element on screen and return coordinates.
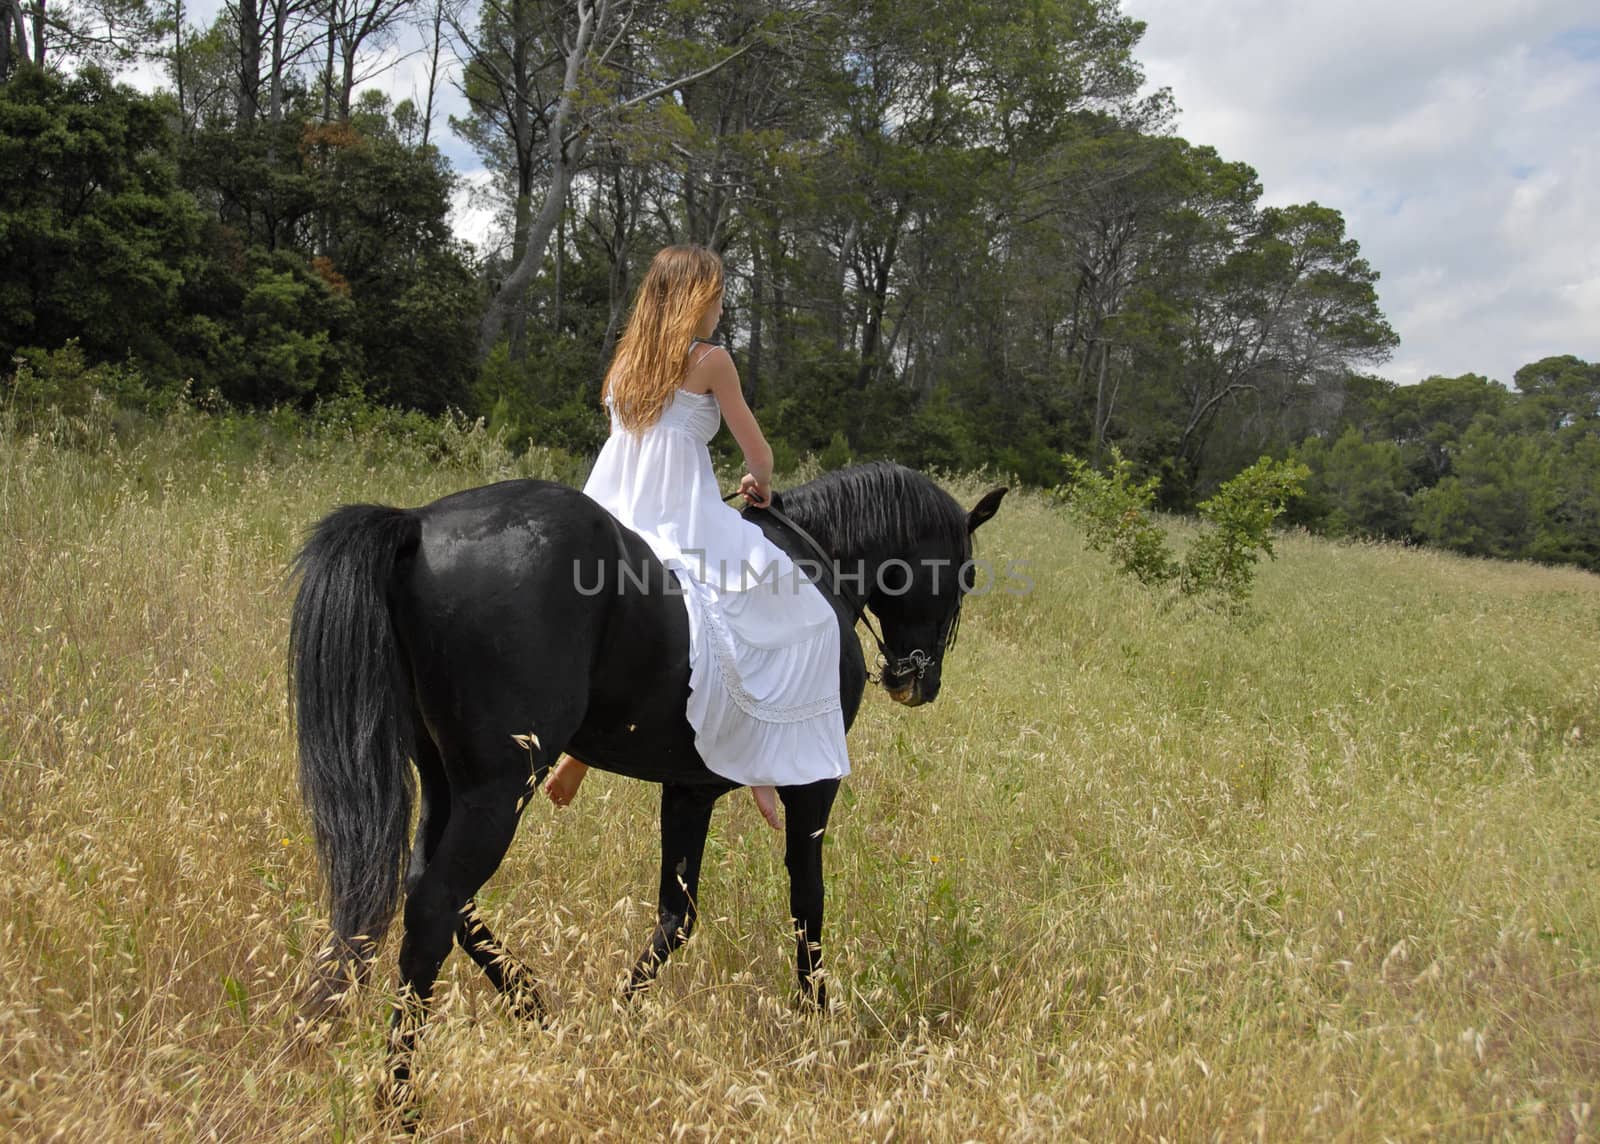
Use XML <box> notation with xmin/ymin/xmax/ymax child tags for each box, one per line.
<box><xmin>3</xmin><ymin>410</ymin><xmax>1598</xmax><ymax>1140</ymax></box>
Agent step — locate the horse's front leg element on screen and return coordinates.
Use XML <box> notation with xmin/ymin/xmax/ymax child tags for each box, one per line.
<box><xmin>626</xmin><ymin>782</ymin><xmax>722</xmax><ymax>997</ymax></box>
<box><xmin>778</xmin><ymin>779</ymin><xmax>840</xmax><ymax>1008</ymax></box>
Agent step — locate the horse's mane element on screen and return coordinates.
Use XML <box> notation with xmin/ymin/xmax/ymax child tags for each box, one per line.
<box><xmin>779</xmin><ymin>461</ymin><xmax>970</xmax><ymax>562</ymax></box>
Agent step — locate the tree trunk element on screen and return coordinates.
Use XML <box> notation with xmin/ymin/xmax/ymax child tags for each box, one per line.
<box><xmin>479</xmin><ymin>141</ymin><xmax>586</xmax><ymax>360</ymax></box>
<box><xmin>420</xmin><ymin>0</ymin><xmax>442</xmax><ymax>147</ymax></box>
<box><xmin>322</xmin><ymin>1</ymin><xmax>335</xmax><ymax>119</ymax></box>
<box><xmin>771</xmin><ymin>216</ymin><xmax>789</xmax><ymax>380</ymax></box>
<box><xmin>3</xmin><ymin>0</ymin><xmax>29</xmax><ymax>82</ymax></box>
<box><xmin>237</xmin><ymin>0</ymin><xmax>261</xmax><ymax>125</ymax></box>
<box><xmin>1092</xmin><ymin>340</ymin><xmax>1112</xmax><ymax>459</ymax></box>
<box><xmin>339</xmin><ymin>42</ymin><xmax>356</xmax><ymax>118</ymax></box>
<box><xmin>854</xmin><ymin>258</ymin><xmax>881</xmax><ymax>388</ymax></box>
<box><xmin>596</xmin><ymin>163</ymin><xmax>636</xmax><ymax>372</ymax></box>
<box><xmin>173</xmin><ymin>0</ymin><xmax>186</xmax><ymax>129</ymax></box>
<box><xmin>477</xmin><ymin>0</ymin><xmax>597</xmax><ymax>361</ymax></box>
<box><xmin>855</xmin><ymin>202</ymin><xmax>907</xmax><ymax>389</ymax></box>
<box><xmin>553</xmin><ymin>207</ymin><xmax>564</xmax><ymax>334</ymax></box>
<box><xmin>599</xmin><ymin>247</ymin><xmax>623</xmax><ymax>354</ymax></box>
<box><xmin>600</xmin><ymin>241</ymin><xmax>629</xmax><ymax>371</ymax></box>
<box><xmin>832</xmin><ymin>219</ymin><xmax>859</xmax><ymax>350</ymax></box>
<box><xmin>269</xmin><ymin>0</ymin><xmax>286</xmax><ymax>126</ymax></box>
<box><xmin>748</xmin><ymin>228</ymin><xmax>764</xmax><ymax>398</ymax></box>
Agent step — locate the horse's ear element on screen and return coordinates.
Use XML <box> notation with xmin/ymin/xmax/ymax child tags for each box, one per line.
<box><xmin>967</xmin><ymin>487</ymin><xmax>1007</xmax><ymax>533</ymax></box>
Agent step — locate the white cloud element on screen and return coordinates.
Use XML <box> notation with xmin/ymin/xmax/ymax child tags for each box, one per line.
<box><xmin>448</xmin><ymin>168</ymin><xmax>503</xmax><ymax>256</ymax></box>
<box><xmin>1121</xmin><ymin>0</ymin><xmax>1600</xmax><ymax>385</ymax></box>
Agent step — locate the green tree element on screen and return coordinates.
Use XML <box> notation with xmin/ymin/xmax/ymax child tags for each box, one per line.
<box><xmin>1548</xmin><ymin>430</ymin><xmax>1600</xmax><ymax>570</ymax></box>
<box><xmin>318</xmin><ymin>92</ymin><xmax>478</xmax><ymax>409</ymax></box>
<box><xmin>456</xmin><ymin>0</ymin><xmax>772</xmax><ymax>361</ymax></box>
<box><xmin>2</xmin><ymin>0</ymin><xmax>30</xmax><ymax>79</ymax></box>
<box><xmin>1290</xmin><ymin>427</ymin><xmax>1413</xmax><ymax>538</ymax></box>
<box><xmin>1058</xmin><ymin>448</ymin><xmax>1306</xmax><ymax>607</ymax></box>
<box><xmin>1168</xmin><ymin>203</ymin><xmax>1398</xmax><ymax>490</ymax></box>
<box><xmin>0</xmin><ymin>67</ymin><xmax>202</xmax><ymax>375</ymax></box>
<box><xmin>9</xmin><ymin>0</ymin><xmax>163</xmax><ymax>74</ymax></box>
<box><xmin>176</xmin><ymin>250</ymin><xmax>357</xmax><ymax>405</ymax></box>
<box><xmin>1411</xmin><ymin>422</ymin><xmax>1562</xmax><ymax>563</ymax></box>
<box><xmin>171</xmin><ymin>89</ymin><xmax>477</xmax><ymax>409</ymax></box>
<box><xmin>1513</xmin><ymin>354</ymin><xmax>1600</xmax><ymax>433</ymax></box>
<box><xmin>1378</xmin><ymin>371</ymin><xmax>1509</xmax><ymax>483</ymax></box>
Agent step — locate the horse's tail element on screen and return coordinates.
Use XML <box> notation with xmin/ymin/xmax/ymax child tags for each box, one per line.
<box><xmin>289</xmin><ymin>503</ymin><xmax>421</xmax><ymax>1015</ymax></box>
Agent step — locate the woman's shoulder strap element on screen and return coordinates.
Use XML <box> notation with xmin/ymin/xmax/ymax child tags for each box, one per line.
<box><xmin>687</xmin><ymin>338</ymin><xmax>723</xmax><ymax>370</ymax></box>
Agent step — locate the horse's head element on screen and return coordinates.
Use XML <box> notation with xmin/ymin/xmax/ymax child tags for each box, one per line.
<box><xmin>778</xmin><ymin>463</ymin><xmax>1007</xmax><ymax>708</ymax></box>
<box><xmin>868</xmin><ymin>484</ymin><xmax>1006</xmax><ymax>706</ymax></box>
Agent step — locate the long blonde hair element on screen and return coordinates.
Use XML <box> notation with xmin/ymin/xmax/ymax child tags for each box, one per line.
<box><xmin>602</xmin><ymin>245</ymin><xmax>724</xmax><ymax>430</ymax></box>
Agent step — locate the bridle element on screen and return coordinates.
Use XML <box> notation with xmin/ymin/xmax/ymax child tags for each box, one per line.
<box><xmin>721</xmin><ymin>489</ymin><xmax>953</xmax><ymax>685</ymax></box>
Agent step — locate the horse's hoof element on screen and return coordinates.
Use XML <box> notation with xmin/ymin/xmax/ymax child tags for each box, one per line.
<box><xmin>377</xmin><ymin>1077</ymin><xmax>423</xmax><ymax>1134</ymax></box>
<box><xmin>794</xmin><ymin>977</ymin><xmax>830</xmax><ymax>1013</ymax></box>
<box><xmin>622</xmin><ymin>972</ymin><xmax>655</xmax><ymax>1004</ymax></box>
<box><xmin>505</xmin><ymin>987</ymin><xmax>550</xmax><ymax>1026</ymax></box>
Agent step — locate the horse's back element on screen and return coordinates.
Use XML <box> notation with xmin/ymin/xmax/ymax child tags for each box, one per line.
<box><xmin>412</xmin><ymin>478</ymin><xmax>601</xmax><ymax>565</ymax></box>
<box><xmin>389</xmin><ymin>479</ymin><xmax>701</xmax><ymax>776</ymax></box>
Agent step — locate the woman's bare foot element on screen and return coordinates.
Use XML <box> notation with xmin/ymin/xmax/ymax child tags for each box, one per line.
<box><xmin>751</xmin><ymin>785</ymin><xmax>781</xmax><ymax>831</ymax></box>
<box><xmin>545</xmin><ymin>755</ymin><xmax>589</xmax><ymax>807</ymax></box>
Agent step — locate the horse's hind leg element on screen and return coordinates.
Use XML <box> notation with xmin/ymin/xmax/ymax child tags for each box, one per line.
<box><xmin>626</xmin><ymin>782</ymin><xmax>723</xmax><ymax>997</ymax></box>
<box><xmin>778</xmin><ymin>779</ymin><xmax>840</xmax><ymax>1008</ymax></box>
<box><xmin>407</xmin><ymin>728</ymin><xmax>450</xmax><ymax>899</ymax></box>
<box><xmin>409</xmin><ymin>727</ymin><xmax>546</xmax><ymax>1021</ymax></box>
<box><xmin>385</xmin><ymin>745</ymin><xmax>539</xmax><ymax>1103</ymax></box>
<box><xmin>456</xmin><ymin>899</ymin><xmax>546</xmax><ymax>1021</ymax></box>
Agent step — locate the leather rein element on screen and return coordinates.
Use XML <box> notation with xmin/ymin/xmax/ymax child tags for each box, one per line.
<box><xmin>720</xmin><ymin>488</ymin><xmax>932</xmax><ymax>685</ymax></box>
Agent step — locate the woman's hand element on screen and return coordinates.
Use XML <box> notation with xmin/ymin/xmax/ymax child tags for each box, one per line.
<box><xmin>739</xmin><ymin>472</ymin><xmax>771</xmax><ymax>508</ymax></box>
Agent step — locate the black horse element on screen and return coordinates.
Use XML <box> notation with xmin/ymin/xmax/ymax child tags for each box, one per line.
<box><xmin>289</xmin><ymin>460</ymin><xmax>1005</xmax><ymax>1091</ymax></box>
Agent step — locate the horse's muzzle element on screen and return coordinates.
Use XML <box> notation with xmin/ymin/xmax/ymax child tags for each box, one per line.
<box><xmin>885</xmin><ymin>678</ymin><xmax>925</xmax><ymax>706</ymax></box>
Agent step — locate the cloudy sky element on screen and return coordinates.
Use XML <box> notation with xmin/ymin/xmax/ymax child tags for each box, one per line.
<box><xmin>1118</xmin><ymin>0</ymin><xmax>1599</xmax><ymax>387</ymax></box>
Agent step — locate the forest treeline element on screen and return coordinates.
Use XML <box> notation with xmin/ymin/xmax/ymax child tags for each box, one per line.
<box><xmin>2</xmin><ymin>0</ymin><xmax>1596</xmax><ymax>570</ymax></box>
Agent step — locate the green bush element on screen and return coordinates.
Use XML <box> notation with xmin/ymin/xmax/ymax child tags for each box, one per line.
<box><xmin>1057</xmin><ymin>448</ymin><xmax>1307</xmax><ymax>607</ymax></box>
<box><xmin>471</xmin><ymin>338</ymin><xmax>607</xmax><ymax>457</ymax></box>
<box><xmin>3</xmin><ymin>341</ymin><xmax>188</xmax><ymax>446</ymax></box>
<box><xmin>768</xmin><ymin>436</ymin><xmax>801</xmax><ymax>478</ymax></box>
<box><xmin>1058</xmin><ymin>450</ymin><xmax>1175</xmax><ymax>589</ymax></box>
<box><xmin>818</xmin><ymin>430</ymin><xmax>854</xmax><ymax>471</ymax></box>
<box><xmin>1183</xmin><ymin>457</ymin><xmax>1311</xmax><ymax>603</ymax></box>
<box><xmin>1290</xmin><ymin>428</ymin><xmax>1414</xmax><ymax>538</ymax></box>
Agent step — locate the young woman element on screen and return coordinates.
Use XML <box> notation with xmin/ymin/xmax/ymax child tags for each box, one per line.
<box><xmin>544</xmin><ymin>244</ymin><xmax>849</xmax><ymax>828</ymax></box>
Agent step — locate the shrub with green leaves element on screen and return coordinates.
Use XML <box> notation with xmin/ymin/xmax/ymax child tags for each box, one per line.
<box><xmin>1059</xmin><ymin>451</ymin><xmax>1175</xmax><ymax>588</ymax></box>
<box><xmin>3</xmin><ymin>341</ymin><xmax>186</xmax><ymax>447</ymax></box>
<box><xmin>1184</xmin><ymin>457</ymin><xmax>1312</xmax><ymax>602</ymax></box>
<box><xmin>1058</xmin><ymin>449</ymin><xmax>1308</xmax><ymax>607</ymax></box>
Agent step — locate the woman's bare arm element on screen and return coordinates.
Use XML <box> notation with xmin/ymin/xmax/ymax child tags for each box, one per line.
<box><xmin>697</xmin><ymin>349</ymin><xmax>774</xmax><ymax>493</ymax></box>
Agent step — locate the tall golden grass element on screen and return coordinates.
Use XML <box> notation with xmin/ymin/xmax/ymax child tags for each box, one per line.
<box><xmin>2</xmin><ymin>411</ymin><xmax>1596</xmax><ymax>1139</ymax></box>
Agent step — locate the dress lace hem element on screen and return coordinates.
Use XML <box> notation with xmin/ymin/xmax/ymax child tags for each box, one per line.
<box><xmin>670</xmin><ymin>563</ymin><xmax>843</xmax><ymax>725</ymax></box>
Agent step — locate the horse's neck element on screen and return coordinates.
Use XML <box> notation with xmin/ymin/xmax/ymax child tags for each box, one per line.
<box><xmin>783</xmin><ymin>489</ymin><xmax>903</xmax><ymax>570</ymax></box>
<box><xmin>783</xmin><ymin>464</ymin><xmax>972</xmax><ymax>579</ymax></box>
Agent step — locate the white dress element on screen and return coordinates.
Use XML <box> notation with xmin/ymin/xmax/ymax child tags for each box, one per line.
<box><xmin>582</xmin><ymin>384</ymin><xmax>851</xmax><ymax>787</ymax></box>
